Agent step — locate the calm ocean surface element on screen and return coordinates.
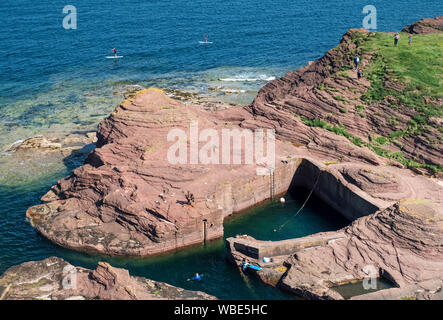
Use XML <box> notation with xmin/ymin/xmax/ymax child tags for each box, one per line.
<box><xmin>0</xmin><ymin>0</ymin><xmax>441</xmax><ymax>299</ymax></box>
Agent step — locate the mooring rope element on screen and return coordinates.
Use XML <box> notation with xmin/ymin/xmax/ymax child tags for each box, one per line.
<box><xmin>274</xmin><ymin>171</ymin><xmax>322</xmax><ymax>233</ymax></box>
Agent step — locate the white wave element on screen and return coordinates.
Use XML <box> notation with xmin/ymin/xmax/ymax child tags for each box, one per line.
<box><xmin>222</xmin><ymin>89</ymin><xmax>246</xmax><ymax>93</ymax></box>
<box><xmin>3</xmin><ymin>135</ymin><xmax>44</xmax><ymax>152</ymax></box>
<box><xmin>219</xmin><ymin>75</ymin><xmax>276</xmax><ymax>82</ymax></box>
<box><xmin>4</xmin><ymin>139</ymin><xmax>24</xmax><ymax>152</ymax></box>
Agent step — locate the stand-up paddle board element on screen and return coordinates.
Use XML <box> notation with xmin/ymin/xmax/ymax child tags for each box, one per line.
<box><xmin>106</xmin><ymin>56</ymin><xmax>123</xmax><ymax>59</ymax></box>
<box><xmin>199</xmin><ymin>41</ymin><xmax>213</xmax><ymax>44</ymax></box>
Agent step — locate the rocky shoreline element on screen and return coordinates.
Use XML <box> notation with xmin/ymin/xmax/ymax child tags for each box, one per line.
<box><xmin>224</xmin><ymin>17</ymin><xmax>443</xmax><ymax>300</ymax></box>
<box><xmin>2</xmin><ymin>17</ymin><xmax>442</xmax><ymax>300</ymax></box>
<box><xmin>0</xmin><ymin>257</ymin><xmax>215</xmax><ymax>300</ymax></box>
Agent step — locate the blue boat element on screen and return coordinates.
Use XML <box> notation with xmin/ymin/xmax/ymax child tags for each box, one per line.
<box><xmin>242</xmin><ymin>261</ymin><xmax>262</xmax><ymax>271</ymax></box>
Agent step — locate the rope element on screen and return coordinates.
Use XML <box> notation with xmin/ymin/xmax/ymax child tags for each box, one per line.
<box><xmin>274</xmin><ymin>171</ymin><xmax>322</xmax><ymax>233</ymax></box>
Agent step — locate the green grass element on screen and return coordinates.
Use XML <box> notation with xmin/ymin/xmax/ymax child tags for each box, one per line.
<box><xmin>333</xmin><ymin>95</ymin><xmax>346</xmax><ymax>102</ymax></box>
<box><xmin>359</xmin><ymin>32</ymin><xmax>443</xmax><ymax>122</ymax></box>
<box><xmin>297</xmin><ymin>31</ymin><xmax>443</xmax><ymax>174</ymax></box>
<box><xmin>388</xmin><ymin>130</ymin><xmax>405</xmax><ymax>139</ymax></box>
<box><xmin>387</xmin><ymin>116</ymin><xmax>400</xmax><ymax>126</ymax></box>
<box><xmin>300</xmin><ymin>116</ymin><xmax>441</xmax><ymax>173</ymax></box>
<box><xmin>399</xmin><ymin>297</ymin><xmax>416</xmax><ymax>300</ymax></box>
<box><xmin>374</xmin><ymin>136</ymin><xmax>388</xmax><ymax>145</ymax></box>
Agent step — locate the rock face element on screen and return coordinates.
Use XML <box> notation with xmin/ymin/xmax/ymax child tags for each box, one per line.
<box><xmin>280</xmin><ymin>199</ymin><xmax>442</xmax><ymax>299</ymax></box>
<box><xmin>402</xmin><ymin>16</ymin><xmax>443</xmax><ymax>34</ymax></box>
<box><xmin>249</xmin><ymin>28</ymin><xmax>442</xmax><ymax>171</ymax></box>
<box><xmin>0</xmin><ymin>257</ymin><xmax>215</xmax><ymax>300</ymax></box>
<box><xmin>227</xmin><ymin>199</ymin><xmax>442</xmax><ymax>300</ymax></box>
<box><xmin>26</xmin><ymin>88</ymin><xmax>302</xmax><ymax>256</ymax></box>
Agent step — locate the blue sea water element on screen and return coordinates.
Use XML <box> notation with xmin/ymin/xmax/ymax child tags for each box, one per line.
<box><xmin>0</xmin><ymin>0</ymin><xmax>441</xmax><ymax>299</ymax></box>
<box><xmin>1</xmin><ymin>0</ymin><xmax>442</xmax><ymax>148</ymax></box>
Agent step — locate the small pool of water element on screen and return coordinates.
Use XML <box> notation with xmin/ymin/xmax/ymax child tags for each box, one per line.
<box><xmin>332</xmin><ymin>278</ymin><xmax>394</xmax><ymax>300</ymax></box>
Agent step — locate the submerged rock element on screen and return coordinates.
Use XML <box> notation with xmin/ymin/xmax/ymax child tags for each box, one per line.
<box><xmin>5</xmin><ymin>135</ymin><xmax>62</xmax><ymax>152</ymax></box>
<box><xmin>0</xmin><ymin>257</ymin><xmax>216</xmax><ymax>300</ymax></box>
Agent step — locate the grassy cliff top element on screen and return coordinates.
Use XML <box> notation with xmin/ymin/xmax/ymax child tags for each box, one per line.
<box><xmin>300</xmin><ymin>30</ymin><xmax>442</xmax><ymax>174</ymax></box>
<box><xmin>357</xmin><ymin>32</ymin><xmax>442</xmax><ymax>118</ymax></box>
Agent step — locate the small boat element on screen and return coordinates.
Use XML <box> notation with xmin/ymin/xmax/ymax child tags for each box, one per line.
<box><xmin>242</xmin><ymin>261</ymin><xmax>262</xmax><ymax>271</ymax></box>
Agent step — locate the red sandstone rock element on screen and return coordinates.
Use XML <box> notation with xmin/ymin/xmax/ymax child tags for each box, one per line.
<box><xmin>402</xmin><ymin>16</ymin><xmax>443</xmax><ymax>34</ymax></box>
<box><xmin>0</xmin><ymin>257</ymin><xmax>215</xmax><ymax>300</ymax></box>
<box><xmin>249</xmin><ymin>29</ymin><xmax>442</xmax><ymax>169</ymax></box>
<box><xmin>26</xmin><ymin>88</ymin><xmax>302</xmax><ymax>256</ymax></box>
<box><xmin>227</xmin><ymin>199</ymin><xmax>442</xmax><ymax>300</ymax></box>
<box><xmin>279</xmin><ymin>199</ymin><xmax>443</xmax><ymax>299</ymax></box>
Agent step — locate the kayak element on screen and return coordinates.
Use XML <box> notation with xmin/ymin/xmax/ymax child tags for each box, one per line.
<box><xmin>242</xmin><ymin>262</ymin><xmax>262</xmax><ymax>271</ymax></box>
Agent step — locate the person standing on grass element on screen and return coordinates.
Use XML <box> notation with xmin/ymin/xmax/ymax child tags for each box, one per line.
<box><xmin>394</xmin><ymin>33</ymin><xmax>399</xmax><ymax>47</ymax></box>
<box><xmin>357</xmin><ymin>68</ymin><xmax>362</xmax><ymax>80</ymax></box>
<box><xmin>408</xmin><ymin>34</ymin><xmax>412</xmax><ymax>46</ymax></box>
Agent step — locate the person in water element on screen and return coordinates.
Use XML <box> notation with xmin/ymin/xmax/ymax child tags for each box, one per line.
<box><xmin>188</xmin><ymin>273</ymin><xmax>203</xmax><ymax>281</ymax></box>
<box><xmin>394</xmin><ymin>33</ymin><xmax>399</xmax><ymax>47</ymax></box>
<box><xmin>112</xmin><ymin>48</ymin><xmax>117</xmax><ymax>57</ymax></box>
<box><xmin>354</xmin><ymin>56</ymin><xmax>360</xmax><ymax>70</ymax></box>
